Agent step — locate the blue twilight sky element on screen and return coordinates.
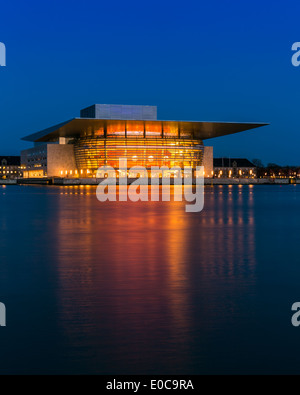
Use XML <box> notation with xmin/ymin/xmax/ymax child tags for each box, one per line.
<box><xmin>0</xmin><ymin>0</ymin><xmax>299</xmax><ymax>165</ymax></box>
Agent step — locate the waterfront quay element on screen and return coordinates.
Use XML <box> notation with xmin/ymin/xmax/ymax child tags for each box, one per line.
<box><xmin>1</xmin><ymin>178</ymin><xmax>299</xmax><ymax>186</ymax></box>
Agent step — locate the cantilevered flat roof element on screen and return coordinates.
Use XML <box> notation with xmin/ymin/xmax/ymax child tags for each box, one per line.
<box><xmin>22</xmin><ymin>118</ymin><xmax>268</xmax><ymax>142</ymax></box>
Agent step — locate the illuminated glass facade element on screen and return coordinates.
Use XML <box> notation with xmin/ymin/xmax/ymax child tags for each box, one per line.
<box><xmin>74</xmin><ymin>137</ymin><xmax>203</xmax><ymax>174</ymax></box>
<box><xmin>72</xmin><ymin>120</ymin><xmax>203</xmax><ymax>175</ymax></box>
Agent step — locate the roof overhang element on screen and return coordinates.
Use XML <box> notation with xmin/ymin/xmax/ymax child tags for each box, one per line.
<box><xmin>22</xmin><ymin>118</ymin><xmax>269</xmax><ymax>142</ymax></box>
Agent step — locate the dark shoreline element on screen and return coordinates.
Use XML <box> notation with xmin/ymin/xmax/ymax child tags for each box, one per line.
<box><xmin>0</xmin><ymin>178</ymin><xmax>298</xmax><ymax>186</ymax></box>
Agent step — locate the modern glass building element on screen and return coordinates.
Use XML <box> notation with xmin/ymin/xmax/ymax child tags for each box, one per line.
<box><xmin>21</xmin><ymin>104</ymin><xmax>267</xmax><ymax>178</ymax></box>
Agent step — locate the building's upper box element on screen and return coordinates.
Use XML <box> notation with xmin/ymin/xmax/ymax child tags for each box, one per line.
<box><xmin>80</xmin><ymin>104</ymin><xmax>157</xmax><ymax>121</ymax></box>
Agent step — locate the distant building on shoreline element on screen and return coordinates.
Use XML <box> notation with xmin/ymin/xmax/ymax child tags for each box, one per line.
<box><xmin>20</xmin><ymin>104</ymin><xmax>267</xmax><ymax>179</ymax></box>
<box><xmin>213</xmin><ymin>158</ymin><xmax>257</xmax><ymax>178</ymax></box>
<box><xmin>258</xmin><ymin>165</ymin><xmax>300</xmax><ymax>179</ymax></box>
<box><xmin>0</xmin><ymin>156</ymin><xmax>22</xmax><ymax>179</ymax></box>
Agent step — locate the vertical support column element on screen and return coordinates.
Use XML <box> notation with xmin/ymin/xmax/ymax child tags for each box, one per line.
<box><xmin>125</xmin><ymin>121</ymin><xmax>127</xmax><ymax>160</ymax></box>
<box><xmin>161</xmin><ymin>122</ymin><xmax>164</xmax><ymax>138</ymax></box>
<box><xmin>143</xmin><ymin>121</ymin><xmax>146</xmax><ymax>168</ymax></box>
<box><xmin>104</xmin><ymin>121</ymin><xmax>107</xmax><ymax>138</ymax></box>
<box><xmin>104</xmin><ymin>121</ymin><xmax>107</xmax><ymax>165</ymax></box>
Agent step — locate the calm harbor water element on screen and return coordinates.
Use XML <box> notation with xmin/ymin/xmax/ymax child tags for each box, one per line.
<box><xmin>0</xmin><ymin>184</ymin><xmax>299</xmax><ymax>374</ymax></box>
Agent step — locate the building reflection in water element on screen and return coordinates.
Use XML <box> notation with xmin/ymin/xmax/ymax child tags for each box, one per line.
<box><xmin>54</xmin><ymin>185</ymin><xmax>256</xmax><ymax>374</ymax></box>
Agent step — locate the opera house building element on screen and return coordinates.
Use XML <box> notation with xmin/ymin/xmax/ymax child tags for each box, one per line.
<box><xmin>21</xmin><ymin>104</ymin><xmax>266</xmax><ymax>178</ymax></box>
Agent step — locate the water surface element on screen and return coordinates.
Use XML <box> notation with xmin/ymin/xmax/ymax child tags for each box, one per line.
<box><xmin>0</xmin><ymin>184</ymin><xmax>299</xmax><ymax>374</ymax></box>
